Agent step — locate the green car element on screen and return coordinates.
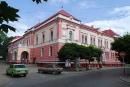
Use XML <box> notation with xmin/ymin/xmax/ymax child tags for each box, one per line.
<box><xmin>6</xmin><ymin>64</ymin><xmax>28</xmax><ymax>77</ymax></box>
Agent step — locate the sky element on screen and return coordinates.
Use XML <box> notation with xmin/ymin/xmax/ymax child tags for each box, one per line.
<box><xmin>4</xmin><ymin>0</ymin><xmax>130</xmax><ymax>36</ymax></box>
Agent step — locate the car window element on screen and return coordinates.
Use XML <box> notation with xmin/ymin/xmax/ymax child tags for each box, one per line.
<box><xmin>14</xmin><ymin>65</ymin><xmax>25</xmax><ymax>68</ymax></box>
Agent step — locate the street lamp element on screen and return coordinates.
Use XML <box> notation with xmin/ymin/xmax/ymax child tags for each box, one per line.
<box><xmin>119</xmin><ymin>51</ymin><xmax>126</xmax><ymax>75</ymax></box>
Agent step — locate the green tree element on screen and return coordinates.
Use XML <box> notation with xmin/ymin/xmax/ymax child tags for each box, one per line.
<box><xmin>58</xmin><ymin>43</ymin><xmax>80</xmax><ymax>71</ymax></box>
<box><xmin>111</xmin><ymin>33</ymin><xmax>130</xmax><ymax>63</ymax></box>
<box><xmin>32</xmin><ymin>0</ymin><xmax>47</xmax><ymax>4</ymax></box>
<box><xmin>0</xmin><ymin>1</ymin><xmax>19</xmax><ymax>33</ymax></box>
<box><xmin>86</xmin><ymin>46</ymin><xmax>103</xmax><ymax>69</ymax></box>
<box><xmin>78</xmin><ymin>45</ymin><xmax>90</xmax><ymax>70</ymax></box>
<box><xmin>0</xmin><ymin>31</ymin><xmax>14</xmax><ymax>60</ymax></box>
<box><xmin>58</xmin><ymin>43</ymin><xmax>80</xmax><ymax>62</ymax></box>
<box><xmin>92</xmin><ymin>46</ymin><xmax>103</xmax><ymax>62</ymax></box>
<box><xmin>0</xmin><ymin>0</ymin><xmax>47</xmax><ymax>33</ymax></box>
<box><xmin>58</xmin><ymin>43</ymin><xmax>103</xmax><ymax>70</ymax></box>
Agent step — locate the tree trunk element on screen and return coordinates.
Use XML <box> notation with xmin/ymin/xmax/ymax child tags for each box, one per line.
<box><xmin>85</xmin><ymin>59</ymin><xmax>88</xmax><ymax>70</ymax></box>
<box><xmin>88</xmin><ymin>60</ymin><xmax>91</xmax><ymax>69</ymax></box>
<box><xmin>75</xmin><ymin>58</ymin><xmax>80</xmax><ymax>71</ymax></box>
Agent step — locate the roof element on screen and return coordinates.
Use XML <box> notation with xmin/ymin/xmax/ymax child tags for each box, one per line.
<box><xmin>30</xmin><ymin>9</ymin><xmax>80</xmax><ymax>30</ymax></box>
<box><xmin>11</xmin><ymin>36</ymin><xmax>22</xmax><ymax>43</ymax></box>
<box><xmin>15</xmin><ymin>36</ymin><xmax>22</xmax><ymax>39</ymax></box>
<box><xmin>80</xmin><ymin>24</ymin><xmax>119</xmax><ymax>37</ymax></box>
<box><xmin>11</xmin><ymin>10</ymin><xmax>117</xmax><ymax>45</ymax></box>
<box><xmin>80</xmin><ymin>24</ymin><xmax>99</xmax><ymax>33</ymax></box>
<box><xmin>102</xmin><ymin>29</ymin><xmax>119</xmax><ymax>37</ymax></box>
<box><xmin>57</xmin><ymin>10</ymin><xmax>80</xmax><ymax>21</ymax></box>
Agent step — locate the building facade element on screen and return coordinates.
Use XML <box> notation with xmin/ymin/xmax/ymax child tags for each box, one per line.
<box><xmin>8</xmin><ymin>10</ymin><xmax>120</xmax><ymax>64</ymax></box>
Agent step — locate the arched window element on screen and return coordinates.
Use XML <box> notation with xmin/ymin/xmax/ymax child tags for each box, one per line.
<box><xmin>69</xmin><ymin>31</ymin><xmax>73</xmax><ymax>41</ymax></box>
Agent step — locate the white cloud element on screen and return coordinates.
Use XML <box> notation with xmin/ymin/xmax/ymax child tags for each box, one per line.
<box><xmin>7</xmin><ymin>10</ymin><xmax>47</xmax><ymax>37</ymax></box>
<box><xmin>110</xmin><ymin>6</ymin><xmax>130</xmax><ymax>16</ymax></box>
<box><xmin>86</xmin><ymin>6</ymin><xmax>130</xmax><ymax>35</ymax></box>
<box><xmin>78</xmin><ymin>0</ymin><xmax>96</xmax><ymax>9</ymax></box>
<box><xmin>7</xmin><ymin>19</ymin><xmax>30</xmax><ymax>36</ymax></box>
<box><xmin>49</xmin><ymin>0</ymin><xmax>70</xmax><ymax>4</ymax></box>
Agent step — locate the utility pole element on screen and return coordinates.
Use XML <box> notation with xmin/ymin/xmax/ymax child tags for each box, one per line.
<box><xmin>119</xmin><ymin>51</ymin><xmax>126</xmax><ymax>76</ymax></box>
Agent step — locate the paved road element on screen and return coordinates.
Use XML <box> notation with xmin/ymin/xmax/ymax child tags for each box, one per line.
<box><xmin>2</xmin><ymin>68</ymin><xmax>130</xmax><ymax>87</ymax></box>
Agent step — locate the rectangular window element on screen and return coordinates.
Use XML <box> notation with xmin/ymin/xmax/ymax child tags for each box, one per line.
<box><xmin>50</xmin><ymin>30</ymin><xmax>53</xmax><ymax>41</ymax></box>
<box><xmin>85</xmin><ymin>35</ymin><xmax>87</xmax><ymax>44</ymax></box>
<box><xmin>36</xmin><ymin>35</ymin><xmax>38</xmax><ymax>45</ymax></box>
<box><xmin>69</xmin><ymin>31</ymin><xmax>73</xmax><ymax>41</ymax></box>
<box><xmin>42</xmin><ymin>32</ymin><xmax>45</xmax><ymax>43</ymax></box>
<box><xmin>98</xmin><ymin>38</ymin><xmax>102</xmax><ymax>47</ymax></box>
<box><xmin>26</xmin><ymin>38</ymin><xmax>29</xmax><ymax>46</ymax></box>
<box><xmin>105</xmin><ymin>52</ymin><xmax>109</xmax><ymax>59</ymax></box>
<box><xmin>93</xmin><ymin>37</ymin><xmax>95</xmax><ymax>45</ymax></box>
<box><xmin>82</xmin><ymin>35</ymin><xmax>84</xmax><ymax>43</ymax></box>
<box><xmin>41</xmin><ymin>48</ymin><xmax>44</xmax><ymax>57</ymax></box>
<box><xmin>90</xmin><ymin>36</ymin><xmax>93</xmax><ymax>45</ymax></box>
<box><xmin>101</xmin><ymin>39</ymin><xmax>102</xmax><ymax>47</ymax></box>
<box><xmin>107</xmin><ymin>41</ymin><xmax>108</xmax><ymax>48</ymax></box>
<box><xmin>98</xmin><ymin>39</ymin><xmax>100</xmax><ymax>47</ymax></box>
<box><xmin>104</xmin><ymin>40</ymin><xmax>108</xmax><ymax>48</ymax></box>
<box><xmin>49</xmin><ymin>46</ymin><xmax>52</xmax><ymax>56</ymax></box>
<box><xmin>104</xmin><ymin>40</ymin><xmax>106</xmax><ymax>48</ymax></box>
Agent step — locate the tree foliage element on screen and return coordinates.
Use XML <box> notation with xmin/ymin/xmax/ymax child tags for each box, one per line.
<box><xmin>111</xmin><ymin>33</ymin><xmax>130</xmax><ymax>63</ymax></box>
<box><xmin>32</xmin><ymin>0</ymin><xmax>47</xmax><ymax>4</ymax></box>
<box><xmin>0</xmin><ymin>0</ymin><xmax>47</xmax><ymax>33</ymax></box>
<box><xmin>0</xmin><ymin>31</ymin><xmax>14</xmax><ymax>60</ymax></box>
<box><xmin>58</xmin><ymin>43</ymin><xmax>80</xmax><ymax>62</ymax></box>
<box><xmin>58</xmin><ymin>43</ymin><xmax>103</xmax><ymax>62</ymax></box>
<box><xmin>88</xmin><ymin>46</ymin><xmax>103</xmax><ymax>62</ymax></box>
<box><xmin>0</xmin><ymin>1</ymin><xmax>19</xmax><ymax>33</ymax></box>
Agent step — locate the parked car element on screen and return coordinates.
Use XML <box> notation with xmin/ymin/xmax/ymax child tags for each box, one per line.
<box><xmin>6</xmin><ymin>64</ymin><xmax>28</xmax><ymax>77</ymax></box>
<box><xmin>38</xmin><ymin>64</ymin><xmax>63</xmax><ymax>74</ymax></box>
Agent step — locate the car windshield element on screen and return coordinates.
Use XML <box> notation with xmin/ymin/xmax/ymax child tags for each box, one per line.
<box><xmin>14</xmin><ymin>65</ymin><xmax>25</xmax><ymax>68</ymax></box>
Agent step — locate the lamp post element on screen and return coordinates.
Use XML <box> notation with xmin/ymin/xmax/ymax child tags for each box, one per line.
<box><xmin>119</xmin><ymin>51</ymin><xmax>126</xmax><ymax>75</ymax></box>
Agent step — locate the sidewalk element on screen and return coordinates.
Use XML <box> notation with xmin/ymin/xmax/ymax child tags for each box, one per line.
<box><xmin>120</xmin><ymin>76</ymin><xmax>130</xmax><ymax>83</ymax></box>
<box><xmin>0</xmin><ymin>75</ymin><xmax>10</xmax><ymax>87</ymax></box>
<box><xmin>0</xmin><ymin>64</ymin><xmax>10</xmax><ymax>87</ymax></box>
<box><xmin>120</xmin><ymin>67</ymin><xmax>130</xmax><ymax>83</ymax></box>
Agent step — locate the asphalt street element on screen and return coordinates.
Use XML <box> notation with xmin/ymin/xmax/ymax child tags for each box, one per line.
<box><xmin>2</xmin><ymin>68</ymin><xmax>130</xmax><ymax>87</ymax></box>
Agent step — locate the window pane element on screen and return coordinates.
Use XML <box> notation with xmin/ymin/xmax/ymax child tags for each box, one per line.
<box><xmin>49</xmin><ymin>46</ymin><xmax>52</xmax><ymax>56</ymax></box>
<box><xmin>41</xmin><ymin>48</ymin><xmax>44</xmax><ymax>56</ymax></box>
<box><xmin>50</xmin><ymin>30</ymin><xmax>53</xmax><ymax>41</ymax></box>
<box><xmin>69</xmin><ymin>31</ymin><xmax>73</xmax><ymax>41</ymax></box>
<box><xmin>42</xmin><ymin>32</ymin><xmax>45</xmax><ymax>43</ymax></box>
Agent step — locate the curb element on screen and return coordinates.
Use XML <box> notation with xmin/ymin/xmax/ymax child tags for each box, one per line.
<box><xmin>0</xmin><ymin>78</ymin><xmax>10</xmax><ymax>87</ymax></box>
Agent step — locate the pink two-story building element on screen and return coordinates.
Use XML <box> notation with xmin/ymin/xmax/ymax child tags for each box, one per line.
<box><xmin>8</xmin><ymin>10</ymin><xmax>120</xmax><ymax>64</ymax></box>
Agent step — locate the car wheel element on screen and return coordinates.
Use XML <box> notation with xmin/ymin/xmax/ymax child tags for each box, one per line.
<box><xmin>58</xmin><ymin>72</ymin><xmax>61</xmax><ymax>74</ymax></box>
<box><xmin>23</xmin><ymin>74</ymin><xmax>27</xmax><ymax>77</ymax></box>
<box><xmin>38</xmin><ymin>70</ymin><xmax>41</xmax><ymax>73</ymax></box>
